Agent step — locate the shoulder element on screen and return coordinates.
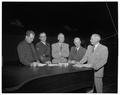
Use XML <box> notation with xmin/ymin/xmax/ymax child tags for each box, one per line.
<box><xmin>87</xmin><ymin>45</ymin><xmax>92</xmax><ymax>49</ymax></box>
<box><xmin>17</xmin><ymin>40</ymin><xmax>29</xmax><ymax>52</ymax></box>
<box><xmin>99</xmin><ymin>44</ymin><xmax>108</xmax><ymax>50</ymax></box>
<box><xmin>63</xmin><ymin>43</ymin><xmax>69</xmax><ymax>47</ymax></box>
<box><xmin>17</xmin><ymin>40</ymin><xmax>25</xmax><ymax>49</ymax></box>
<box><xmin>52</xmin><ymin>43</ymin><xmax>58</xmax><ymax>47</ymax></box>
<box><xmin>71</xmin><ymin>46</ymin><xmax>75</xmax><ymax>50</ymax></box>
<box><xmin>81</xmin><ymin>46</ymin><xmax>86</xmax><ymax>51</ymax></box>
<box><xmin>70</xmin><ymin>46</ymin><xmax>75</xmax><ymax>52</ymax></box>
<box><xmin>36</xmin><ymin>42</ymin><xmax>42</xmax><ymax>46</ymax></box>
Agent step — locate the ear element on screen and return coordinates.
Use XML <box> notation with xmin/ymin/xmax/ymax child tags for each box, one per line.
<box><xmin>25</xmin><ymin>36</ymin><xmax>27</xmax><ymax>39</ymax></box>
<box><xmin>58</xmin><ymin>37</ymin><xmax>59</xmax><ymax>40</ymax></box>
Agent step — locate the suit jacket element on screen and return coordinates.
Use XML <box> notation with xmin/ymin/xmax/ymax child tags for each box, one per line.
<box><xmin>69</xmin><ymin>46</ymin><xmax>86</xmax><ymax>62</ymax></box>
<box><xmin>17</xmin><ymin>40</ymin><xmax>38</xmax><ymax>65</ymax></box>
<box><xmin>80</xmin><ymin>44</ymin><xmax>108</xmax><ymax>77</ymax></box>
<box><xmin>52</xmin><ymin>42</ymin><xmax>69</xmax><ymax>58</ymax></box>
<box><xmin>36</xmin><ymin>41</ymin><xmax>51</xmax><ymax>62</ymax></box>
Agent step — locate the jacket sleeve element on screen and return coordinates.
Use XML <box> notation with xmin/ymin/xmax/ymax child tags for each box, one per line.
<box><xmin>79</xmin><ymin>46</ymin><xmax>89</xmax><ymax>64</ymax></box>
<box><xmin>93</xmin><ymin>47</ymin><xmax>108</xmax><ymax>70</ymax></box>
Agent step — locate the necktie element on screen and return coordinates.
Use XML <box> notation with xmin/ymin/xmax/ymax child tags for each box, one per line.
<box><xmin>92</xmin><ymin>46</ymin><xmax>95</xmax><ymax>53</ymax></box>
<box><xmin>60</xmin><ymin>43</ymin><xmax>62</xmax><ymax>51</ymax></box>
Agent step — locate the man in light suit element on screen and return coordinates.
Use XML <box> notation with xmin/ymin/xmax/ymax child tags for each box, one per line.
<box><xmin>68</xmin><ymin>37</ymin><xmax>86</xmax><ymax>64</ymax></box>
<box><xmin>52</xmin><ymin>33</ymin><xmax>69</xmax><ymax>63</ymax></box>
<box><xmin>74</xmin><ymin>34</ymin><xmax>108</xmax><ymax>93</ymax></box>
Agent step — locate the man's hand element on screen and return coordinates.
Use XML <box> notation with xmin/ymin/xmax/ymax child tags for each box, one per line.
<box><xmin>36</xmin><ymin>60</ymin><xmax>40</xmax><ymax>63</ymax></box>
<box><xmin>83</xmin><ymin>64</ymin><xmax>93</xmax><ymax>68</ymax></box>
<box><xmin>78</xmin><ymin>61</ymin><xmax>83</xmax><ymax>64</ymax></box>
<box><xmin>45</xmin><ymin>61</ymin><xmax>51</xmax><ymax>64</ymax></box>
<box><xmin>40</xmin><ymin>56</ymin><xmax>44</xmax><ymax>61</ymax></box>
<box><xmin>68</xmin><ymin>60</ymin><xmax>76</xmax><ymax>64</ymax></box>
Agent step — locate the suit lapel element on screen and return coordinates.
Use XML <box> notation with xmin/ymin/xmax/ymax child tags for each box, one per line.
<box><xmin>93</xmin><ymin>44</ymin><xmax>101</xmax><ymax>54</ymax></box>
<box><xmin>57</xmin><ymin>43</ymin><xmax>64</xmax><ymax>51</ymax></box>
<box><xmin>41</xmin><ymin>42</ymin><xmax>47</xmax><ymax>50</ymax></box>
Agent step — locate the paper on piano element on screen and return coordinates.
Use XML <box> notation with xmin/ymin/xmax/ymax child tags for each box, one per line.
<box><xmin>48</xmin><ymin>64</ymin><xmax>59</xmax><ymax>66</ymax></box>
<box><xmin>73</xmin><ymin>64</ymin><xmax>92</xmax><ymax>68</ymax></box>
<box><xmin>58</xmin><ymin>63</ymin><xmax>69</xmax><ymax>67</ymax></box>
<box><xmin>30</xmin><ymin>62</ymin><xmax>46</xmax><ymax>67</ymax></box>
<box><xmin>59</xmin><ymin>63</ymin><xmax>69</xmax><ymax>66</ymax></box>
<box><xmin>37</xmin><ymin>63</ymin><xmax>47</xmax><ymax>67</ymax></box>
<box><xmin>73</xmin><ymin>64</ymin><xmax>84</xmax><ymax>68</ymax></box>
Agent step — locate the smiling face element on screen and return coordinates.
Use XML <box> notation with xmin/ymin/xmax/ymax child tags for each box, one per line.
<box><xmin>74</xmin><ymin>37</ymin><xmax>81</xmax><ymax>48</ymax></box>
<box><xmin>26</xmin><ymin>33</ymin><xmax>35</xmax><ymax>43</ymax></box>
<box><xmin>39</xmin><ymin>33</ymin><xmax>47</xmax><ymax>42</ymax></box>
<box><xmin>90</xmin><ymin>34</ymin><xmax>101</xmax><ymax>45</ymax></box>
<box><xmin>58</xmin><ymin>33</ymin><xmax>65</xmax><ymax>43</ymax></box>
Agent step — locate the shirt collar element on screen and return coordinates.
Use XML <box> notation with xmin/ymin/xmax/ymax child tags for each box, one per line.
<box><xmin>94</xmin><ymin>43</ymin><xmax>99</xmax><ymax>50</ymax></box>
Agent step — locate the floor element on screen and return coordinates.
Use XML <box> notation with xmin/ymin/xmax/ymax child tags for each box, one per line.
<box><xmin>71</xmin><ymin>66</ymin><xmax>118</xmax><ymax>93</ymax></box>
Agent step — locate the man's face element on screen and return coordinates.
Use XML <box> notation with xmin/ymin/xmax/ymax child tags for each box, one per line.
<box><xmin>40</xmin><ymin>34</ymin><xmax>46</xmax><ymax>42</ymax></box>
<box><xmin>26</xmin><ymin>33</ymin><xmax>35</xmax><ymax>43</ymax></box>
<box><xmin>58</xmin><ymin>34</ymin><xmax>65</xmax><ymax>43</ymax></box>
<box><xmin>90</xmin><ymin>35</ymin><xmax>99</xmax><ymax>45</ymax></box>
<box><xmin>74</xmin><ymin>39</ymin><xmax>81</xmax><ymax>47</ymax></box>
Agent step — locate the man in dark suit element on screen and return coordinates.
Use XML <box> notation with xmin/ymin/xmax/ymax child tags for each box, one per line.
<box><xmin>17</xmin><ymin>30</ymin><xmax>39</xmax><ymax>66</ymax></box>
<box><xmin>74</xmin><ymin>34</ymin><xmax>108</xmax><ymax>93</ymax></box>
<box><xmin>68</xmin><ymin>37</ymin><xmax>86</xmax><ymax>64</ymax></box>
<box><xmin>36</xmin><ymin>32</ymin><xmax>51</xmax><ymax>64</ymax></box>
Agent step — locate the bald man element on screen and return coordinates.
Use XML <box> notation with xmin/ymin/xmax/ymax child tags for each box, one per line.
<box><xmin>52</xmin><ymin>33</ymin><xmax>69</xmax><ymax>63</ymax></box>
<box><xmin>68</xmin><ymin>37</ymin><xmax>86</xmax><ymax>64</ymax></box>
<box><xmin>74</xmin><ymin>34</ymin><xmax>108</xmax><ymax>93</ymax></box>
<box><xmin>36</xmin><ymin>32</ymin><xmax>51</xmax><ymax>64</ymax></box>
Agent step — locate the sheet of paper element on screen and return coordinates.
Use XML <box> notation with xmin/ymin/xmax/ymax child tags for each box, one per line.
<box><xmin>73</xmin><ymin>64</ymin><xmax>92</xmax><ymax>68</ymax></box>
<box><xmin>48</xmin><ymin>64</ymin><xmax>59</xmax><ymax>66</ymax></box>
<box><xmin>37</xmin><ymin>63</ymin><xmax>47</xmax><ymax>67</ymax></box>
<box><xmin>59</xmin><ymin>63</ymin><xmax>68</xmax><ymax>65</ymax></box>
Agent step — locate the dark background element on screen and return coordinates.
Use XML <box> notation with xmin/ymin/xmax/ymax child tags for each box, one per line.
<box><xmin>2</xmin><ymin>2</ymin><xmax>118</xmax><ymax>77</ymax></box>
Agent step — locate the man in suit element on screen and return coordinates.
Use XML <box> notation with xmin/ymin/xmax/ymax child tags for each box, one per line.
<box><xmin>17</xmin><ymin>30</ymin><xmax>40</xmax><ymax>66</ymax></box>
<box><xmin>74</xmin><ymin>34</ymin><xmax>108</xmax><ymax>93</ymax></box>
<box><xmin>68</xmin><ymin>37</ymin><xmax>86</xmax><ymax>64</ymax></box>
<box><xmin>52</xmin><ymin>33</ymin><xmax>69</xmax><ymax>63</ymax></box>
<box><xmin>36</xmin><ymin>32</ymin><xmax>51</xmax><ymax>64</ymax></box>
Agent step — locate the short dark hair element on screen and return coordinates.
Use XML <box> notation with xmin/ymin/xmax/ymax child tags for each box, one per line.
<box><xmin>26</xmin><ymin>30</ymin><xmax>35</xmax><ymax>37</ymax></box>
